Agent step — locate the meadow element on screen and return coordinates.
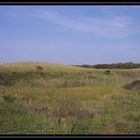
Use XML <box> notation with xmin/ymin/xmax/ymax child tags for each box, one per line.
<box><xmin>0</xmin><ymin>62</ymin><xmax>140</xmax><ymax>134</ymax></box>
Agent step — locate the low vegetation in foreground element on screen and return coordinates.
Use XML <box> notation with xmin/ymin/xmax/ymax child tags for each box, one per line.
<box><xmin>0</xmin><ymin>62</ymin><xmax>140</xmax><ymax>134</ymax></box>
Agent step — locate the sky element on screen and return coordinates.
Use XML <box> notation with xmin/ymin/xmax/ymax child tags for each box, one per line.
<box><xmin>0</xmin><ymin>5</ymin><xmax>140</xmax><ymax>65</ymax></box>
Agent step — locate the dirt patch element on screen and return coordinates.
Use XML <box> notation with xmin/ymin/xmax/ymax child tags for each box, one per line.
<box><xmin>124</xmin><ymin>80</ymin><xmax>140</xmax><ymax>91</ymax></box>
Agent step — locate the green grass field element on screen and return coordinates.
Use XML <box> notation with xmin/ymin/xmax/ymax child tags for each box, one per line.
<box><xmin>0</xmin><ymin>62</ymin><xmax>140</xmax><ymax>134</ymax></box>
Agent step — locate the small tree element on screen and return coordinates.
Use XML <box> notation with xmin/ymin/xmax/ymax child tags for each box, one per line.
<box><xmin>37</xmin><ymin>66</ymin><xmax>43</xmax><ymax>71</ymax></box>
<box><xmin>105</xmin><ymin>70</ymin><xmax>110</xmax><ymax>75</ymax></box>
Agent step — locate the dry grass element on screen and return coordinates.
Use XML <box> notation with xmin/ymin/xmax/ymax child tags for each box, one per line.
<box><xmin>0</xmin><ymin>62</ymin><xmax>140</xmax><ymax>134</ymax></box>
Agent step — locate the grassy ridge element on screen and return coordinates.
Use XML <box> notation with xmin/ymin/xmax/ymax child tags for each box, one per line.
<box><xmin>0</xmin><ymin>62</ymin><xmax>140</xmax><ymax>134</ymax></box>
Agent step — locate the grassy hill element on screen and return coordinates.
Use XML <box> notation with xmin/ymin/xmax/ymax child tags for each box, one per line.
<box><xmin>0</xmin><ymin>62</ymin><xmax>140</xmax><ymax>134</ymax></box>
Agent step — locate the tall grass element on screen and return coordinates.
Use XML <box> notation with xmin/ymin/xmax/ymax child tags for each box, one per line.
<box><xmin>0</xmin><ymin>62</ymin><xmax>140</xmax><ymax>134</ymax></box>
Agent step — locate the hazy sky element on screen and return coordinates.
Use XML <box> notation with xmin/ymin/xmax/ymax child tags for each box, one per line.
<box><xmin>0</xmin><ymin>6</ymin><xmax>140</xmax><ymax>65</ymax></box>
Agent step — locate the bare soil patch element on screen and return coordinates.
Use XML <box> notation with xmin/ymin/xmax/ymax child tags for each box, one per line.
<box><xmin>124</xmin><ymin>80</ymin><xmax>140</xmax><ymax>91</ymax></box>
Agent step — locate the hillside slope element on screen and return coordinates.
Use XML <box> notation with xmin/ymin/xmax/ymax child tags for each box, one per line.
<box><xmin>0</xmin><ymin>62</ymin><xmax>140</xmax><ymax>134</ymax></box>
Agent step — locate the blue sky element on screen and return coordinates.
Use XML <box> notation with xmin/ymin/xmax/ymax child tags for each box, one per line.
<box><xmin>0</xmin><ymin>6</ymin><xmax>140</xmax><ymax>65</ymax></box>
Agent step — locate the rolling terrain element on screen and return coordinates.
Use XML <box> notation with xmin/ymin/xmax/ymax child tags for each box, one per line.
<box><xmin>0</xmin><ymin>62</ymin><xmax>140</xmax><ymax>134</ymax></box>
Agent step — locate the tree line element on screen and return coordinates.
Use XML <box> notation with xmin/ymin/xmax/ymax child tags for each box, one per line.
<box><xmin>75</xmin><ymin>62</ymin><xmax>140</xmax><ymax>69</ymax></box>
